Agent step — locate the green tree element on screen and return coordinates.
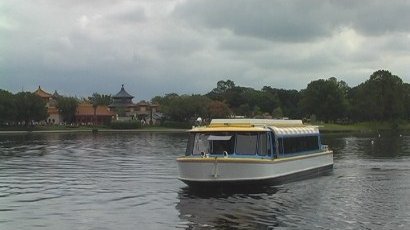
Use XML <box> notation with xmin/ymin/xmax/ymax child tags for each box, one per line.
<box><xmin>14</xmin><ymin>92</ymin><xmax>48</xmax><ymax>126</ymax></box>
<box><xmin>57</xmin><ymin>96</ymin><xmax>79</xmax><ymax>123</ymax></box>
<box><xmin>207</xmin><ymin>80</ymin><xmax>282</xmax><ymax>117</ymax></box>
<box><xmin>272</xmin><ymin>107</ymin><xmax>284</xmax><ymax>118</ymax></box>
<box><xmin>207</xmin><ymin>80</ymin><xmax>236</xmax><ymax>101</ymax></box>
<box><xmin>88</xmin><ymin>93</ymin><xmax>112</xmax><ymax>106</ymax></box>
<box><xmin>300</xmin><ymin>77</ymin><xmax>349</xmax><ymax>122</ymax></box>
<box><xmin>0</xmin><ymin>89</ymin><xmax>16</xmax><ymax>124</ymax></box>
<box><xmin>151</xmin><ymin>93</ymin><xmax>179</xmax><ymax>121</ymax></box>
<box><xmin>350</xmin><ymin>70</ymin><xmax>404</xmax><ymax>121</ymax></box>
<box><xmin>151</xmin><ymin>93</ymin><xmax>178</xmax><ymax>109</ymax></box>
<box><xmin>244</xmin><ymin>88</ymin><xmax>279</xmax><ymax>115</ymax></box>
<box><xmin>166</xmin><ymin>95</ymin><xmax>211</xmax><ymax>122</ymax></box>
<box><xmin>403</xmin><ymin>83</ymin><xmax>410</xmax><ymax>119</ymax></box>
<box><xmin>237</xmin><ymin>103</ymin><xmax>252</xmax><ymax>117</ymax></box>
<box><xmin>88</xmin><ymin>93</ymin><xmax>112</xmax><ymax>125</ymax></box>
<box><xmin>262</xmin><ymin>87</ymin><xmax>302</xmax><ymax>119</ymax></box>
<box><xmin>208</xmin><ymin>100</ymin><xmax>232</xmax><ymax>119</ymax></box>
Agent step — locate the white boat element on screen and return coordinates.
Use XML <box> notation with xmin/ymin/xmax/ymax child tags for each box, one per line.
<box><xmin>176</xmin><ymin>119</ymin><xmax>333</xmax><ymax>186</ymax></box>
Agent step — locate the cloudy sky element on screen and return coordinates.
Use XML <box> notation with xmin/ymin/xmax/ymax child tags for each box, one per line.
<box><xmin>1</xmin><ymin>0</ymin><xmax>410</xmax><ymax>100</ymax></box>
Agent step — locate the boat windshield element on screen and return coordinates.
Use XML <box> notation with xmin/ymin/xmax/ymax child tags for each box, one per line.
<box><xmin>185</xmin><ymin>132</ymin><xmax>271</xmax><ymax>156</ymax></box>
<box><xmin>194</xmin><ymin>133</ymin><xmax>211</xmax><ymax>155</ymax></box>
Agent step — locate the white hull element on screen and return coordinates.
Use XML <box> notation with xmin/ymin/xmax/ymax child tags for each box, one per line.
<box><xmin>177</xmin><ymin>151</ymin><xmax>333</xmax><ymax>184</ymax></box>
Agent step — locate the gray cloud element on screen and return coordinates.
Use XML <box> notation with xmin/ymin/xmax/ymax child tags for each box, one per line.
<box><xmin>1</xmin><ymin>0</ymin><xmax>410</xmax><ymax>100</ymax></box>
<box><xmin>174</xmin><ymin>0</ymin><xmax>410</xmax><ymax>41</ymax></box>
<box><xmin>174</xmin><ymin>0</ymin><xmax>332</xmax><ymax>42</ymax></box>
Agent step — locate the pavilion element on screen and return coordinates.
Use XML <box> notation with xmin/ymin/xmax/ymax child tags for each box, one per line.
<box><xmin>109</xmin><ymin>85</ymin><xmax>161</xmax><ymax>124</ymax></box>
<box><xmin>34</xmin><ymin>86</ymin><xmax>61</xmax><ymax>124</ymax></box>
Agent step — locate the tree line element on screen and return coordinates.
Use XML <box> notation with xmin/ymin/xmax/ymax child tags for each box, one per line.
<box><xmin>1</xmin><ymin>69</ymin><xmax>409</xmax><ymax>126</ymax></box>
<box><xmin>0</xmin><ymin>91</ymin><xmax>48</xmax><ymax>126</ymax></box>
<box><xmin>0</xmin><ymin>91</ymin><xmax>112</xmax><ymax>126</ymax></box>
<box><xmin>153</xmin><ymin>70</ymin><xmax>410</xmax><ymax>124</ymax></box>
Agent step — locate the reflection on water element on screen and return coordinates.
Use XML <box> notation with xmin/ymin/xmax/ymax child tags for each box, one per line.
<box><xmin>1</xmin><ymin>132</ymin><xmax>410</xmax><ymax>229</ymax></box>
<box><xmin>177</xmin><ymin>186</ymin><xmax>282</xmax><ymax>229</ymax></box>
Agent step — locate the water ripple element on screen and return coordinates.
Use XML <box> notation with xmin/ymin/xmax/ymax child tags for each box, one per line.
<box><xmin>1</xmin><ymin>132</ymin><xmax>410</xmax><ymax>229</ymax></box>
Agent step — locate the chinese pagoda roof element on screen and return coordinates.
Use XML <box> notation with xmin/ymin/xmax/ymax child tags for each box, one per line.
<box><xmin>52</xmin><ymin>90</ymin><xmax>61</xmax><ymax>98</ymax></box>
<box><xmin>34</xmin><ymin>86</ymin><xmax>52</xmax><ymax>98</ymax></box>
<box><xmin>113</xmin><ymin>84</ymin><xmax>134</xmax><ymax>99</ymax></box>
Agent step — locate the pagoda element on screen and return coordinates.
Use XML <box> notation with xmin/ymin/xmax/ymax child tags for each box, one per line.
<box><xmin>109</xmin><ymin>84</ymin><xmax>162</xmax><ymax>123</ymax></box>
<box><xmin>34</xmin><ymin>86</ymin><xmax>53</xmax><ymax>106</ymax></box>
<box><xmin>109</xmin><ymin>84</ymin><xmax>136</xmax><ymax>117</ymax></box>
<box><xmin>33</xmin><ymin>86</ymin><xmax>61</xmax><ymax>124</ymax></box>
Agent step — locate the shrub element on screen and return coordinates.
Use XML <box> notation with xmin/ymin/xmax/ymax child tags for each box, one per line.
<box><xmin>110</xmin><ymin>120</ymin><xmax>141</xmax><ymax>129</ymax></box>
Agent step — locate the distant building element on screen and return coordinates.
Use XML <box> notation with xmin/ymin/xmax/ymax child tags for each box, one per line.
<box><xmin>34</xmin><ymin>86</ymin><xmax>62</xmax><ymax>124</ymax></box>
<box><xmin>108</xmin><ymin>84</ymin><xmax>136</xmax><ymax>117</ymax></box>
<box><xmin>75</xmin><ymin>102</ymin><xmax>115</xmax><ymax>125</ymax></box>
<box><xmin>109</xmin><ymin>85</ymin><xmax>162</xmax><ymax>124</ymax></box>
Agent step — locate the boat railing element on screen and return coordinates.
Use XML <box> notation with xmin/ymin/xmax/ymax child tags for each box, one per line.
<box><xmin>200</xmin><ymin>151</ymin><xmax>229</xmax><ymax>158</ymax></box>
<box><xmin>321</xmin><ymin>145</ymin><xmax>329</xmax><ymax>151</ymax></box>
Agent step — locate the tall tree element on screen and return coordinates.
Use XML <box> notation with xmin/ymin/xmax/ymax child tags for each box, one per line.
<box><xmin>244</xmin><ymin>88</ymin><xmax>279</xmax><ymax>115</ymax></box>
<box><xmin>166</xmin><ymin>95</ymin><xmax>211</xmax><ymax>122</ymax></box>
<box><xmin>208</xmin><ymin>100</ymin><xmax>232</xmax><ymax>119</ymax></box>
<box><xmin>262</xmin><ymin>87</ymin><xmax>301</xmax><ymax>118</ymax></box>
<box><xmin>403</xmin><ymin>83</ymin><xmax>410</xmax><ymax>119</ymax></box>
<box><xmin>14</xmin><ymin>92</ymin><xmax>48</xmax><ymax>126</ymax></box>
<box><xmin>300</xmin><ymin>78</ymin><xmax>349</xmax><ymax>122</ymax></box>
<box><xmin>88</xmin><ymin>93</ymin><xmax>112</xmax><ymax>106</ymax></box>
<box><xmin>57</xmin><ymin>96</ymin><xmax>79</xmax><ymax>123</ymax></box>
<box><xmin>89</xmin><ymin>93</ymin><xmax>112</xmax><ymax>124</ymax></box>
<box><xmin>207</xmin><ymin>80</ymin><xmax>236</xmax><ymax>101</ymax></box>
<box><xmin>0</xmin><ymin>89</ymin><xmax>16</xmax><ymax>123</ymax></box>
<box><xmin>350</xmin><ymin>70</ymin><xmax>404</xmax><ymax>121</ymax></box>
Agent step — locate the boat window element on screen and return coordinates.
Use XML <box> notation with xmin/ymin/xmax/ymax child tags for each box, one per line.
<box><xmin>185</xmin><ymin>133</ymin><xmax>195</xmax><ymax>156</ymax></box>
<box><xmin>210</xmin><ymin>133</ymin><xmax>235</xmax><ymax>154</ymax></box>
<box><xmin>235</xmin><ymin>133</ymin><xmax>258</xmax><ymax>155</ymax></box>
<box><xmin>278</xmin><ymin>138</ymin><xmax>284</xmax><ymax>155</ymax></box>
<box><xmin>270</xmin><ymin>133</ymin><xmax>276</xmax><ymax>157</ymax></box>
<box><xmin>258</xmin><ymin>133</ymin><xmax>269</xmax><ymax>156</ymax></box>
<box><xmin>192</xmin><ymin>133</ymin><xmax>210</xmax><ymax>155</ymax></box>
<box><xmin>282</xmin><ymin>136</ymin><xmax>319</xmax><ymax>154</ymax></box>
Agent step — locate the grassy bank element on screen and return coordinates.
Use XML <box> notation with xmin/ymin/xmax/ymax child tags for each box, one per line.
<box><xmin>2</xmin><ymin>121</ymin><xmax>410</xmax><ymax>134</ymax></box>
<box><xmin>0</xmin><ymin>125</ymin><xmax>187</xmax><ymax>134</ymax></box>
<box><xmin>315</xmin><ymin>121</ymin><xmax>410</xmax><ymax>133</ymax></box>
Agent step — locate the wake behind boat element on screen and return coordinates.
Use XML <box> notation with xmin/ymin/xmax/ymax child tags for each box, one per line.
<box><xmin>177</xmin><ymin>119</ymin><xmax>333</xmax><ymax>186</ymax></box>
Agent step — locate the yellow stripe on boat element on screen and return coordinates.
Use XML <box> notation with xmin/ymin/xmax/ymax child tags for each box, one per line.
<box><xmin>177</xmin><ymin>151</ymin><xmax>333</xmax><ymax>164</ymax></box>
<box><xmin>190</xmin><ymin>126</ymin><xmax>268</xmax><ymax>132</ymax></box>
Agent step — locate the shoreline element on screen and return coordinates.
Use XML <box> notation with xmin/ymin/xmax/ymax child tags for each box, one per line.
<box><xmin>1</xmin><ymin>122</ymin><xmax>409</xmax><ymax>135</ymax></box>
<box><xmin>0</xmin><ymin>129</ymin><xmax>407</xmax><ymax>135</ymax></box>
<box><xmin>0</xmin><ymin>128</ymin><xmax>188</xmax><ymax>135</ymax></box>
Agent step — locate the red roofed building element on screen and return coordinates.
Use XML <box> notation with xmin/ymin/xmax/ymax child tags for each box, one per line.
<box><xmin>34</xmin><ymin>86</ymin><xmax>62</xmax><ymax>124</ymax></box>
<box><xmin>34</xmin><ymin>86</ymin><xmax>52</xmax><ymax>104</ymax></box>
<box><xmin>75</xmin><ymin>102</ymin><xmax>115</xmax><ymax>125</ymax></box>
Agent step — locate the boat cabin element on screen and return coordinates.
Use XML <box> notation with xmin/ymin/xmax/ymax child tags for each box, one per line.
<box><xmin>185</xmin><ymin>119</ymin><xmax>321</xmax><ymax>159</ymax></box>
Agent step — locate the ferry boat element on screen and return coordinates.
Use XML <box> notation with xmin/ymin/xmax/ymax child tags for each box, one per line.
<box><xmin>176</xmin><ymin>119</ymin><xmax>333</xmax><ymax>186</ymax></box>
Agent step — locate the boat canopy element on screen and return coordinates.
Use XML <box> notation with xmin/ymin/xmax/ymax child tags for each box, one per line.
<box><xmin>209</xmin><ymin>119</ymin><xmax>303</xmax><ymax>128</ymax></box>
<box><xmin>190</xmin><ymin>119</ymin><xmax>320</xmax><ymax>137</ymax></box>
<box><xmin>271</xmin><ymin>127</ymin><xmax>319</xmax><ymax>137</ymax></box>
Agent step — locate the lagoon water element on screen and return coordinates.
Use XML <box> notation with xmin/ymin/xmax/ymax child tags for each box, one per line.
<box><xmin>0</xmin><ymin>132</ymin><xmax>409</xmax><ymax>229</ymax></box>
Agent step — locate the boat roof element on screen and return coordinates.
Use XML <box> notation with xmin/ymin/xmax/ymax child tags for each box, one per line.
<box><xmin>190</xmin><ymin>119</ymin><xmax>319</xmax><ymax>137</ymax></box>
<box><xmin>210</xmin><ymin>119</ymin><xmax>304</xmax><ymax>127</ymax></box>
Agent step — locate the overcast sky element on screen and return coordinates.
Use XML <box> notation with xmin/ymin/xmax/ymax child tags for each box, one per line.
<box><xmin>1</xmin><ymin>0</ymin><xmax>410</xmax><ymax>100</ymax></box>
